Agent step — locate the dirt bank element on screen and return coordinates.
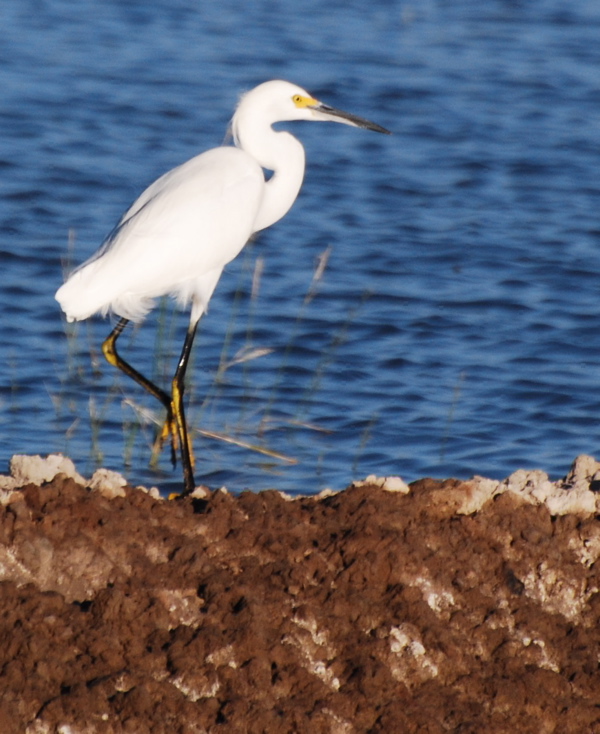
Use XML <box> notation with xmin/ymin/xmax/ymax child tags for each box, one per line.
<box><xmin>1</xmin><ymin>454</ymin><xmax>599</xmax><ymax>733</ymax></box>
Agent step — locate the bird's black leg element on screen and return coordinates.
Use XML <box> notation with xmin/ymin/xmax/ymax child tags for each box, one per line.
<box><xmin>171</xmin><ymin>320</ymin><xmax>199</xmax><ymax>495</ymax></box>
<box><xmin>101</xmin><ymin>317</ymin><xmax>177</xmax><ymax>466</ymax></box>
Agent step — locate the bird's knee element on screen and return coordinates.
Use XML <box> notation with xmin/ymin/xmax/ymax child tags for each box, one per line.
<box><xmin>101</xmin><ymin>338</ymin><xmax>118</xmax><ymax>366</ymax></box>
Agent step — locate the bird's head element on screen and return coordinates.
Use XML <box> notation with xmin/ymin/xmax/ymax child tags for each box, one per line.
<box><xmin>233</xmin><ymin>80</ymin><xmax>391</xmax><ymax>136</ymax></box>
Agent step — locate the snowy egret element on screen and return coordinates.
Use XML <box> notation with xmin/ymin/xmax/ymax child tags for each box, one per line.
<box><xmin>56</xmin><ymin>79</ymin><xmax>390</xmax><ymax>494</ymax></box>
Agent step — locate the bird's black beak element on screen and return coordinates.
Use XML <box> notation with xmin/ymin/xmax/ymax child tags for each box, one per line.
<box><xmin>310</xmin><ymin>102</ymin><xmax>391</xmax><ymax>134</ymax></box>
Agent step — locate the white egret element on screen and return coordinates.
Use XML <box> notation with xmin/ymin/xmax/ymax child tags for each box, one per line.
<box><xmin>56</xmin><ymin>79</ymin><xmax>390</xmax><ymax>494</ymax></box>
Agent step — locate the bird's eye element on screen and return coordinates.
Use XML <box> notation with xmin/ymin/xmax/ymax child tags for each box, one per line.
<box><xmin>292</xmin><ymin>94</ymin><xmax>314</xmax><ymax>109</ymax></box>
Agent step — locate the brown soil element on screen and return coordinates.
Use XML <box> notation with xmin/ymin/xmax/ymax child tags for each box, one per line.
<box><xmin>1</xmin><ymin>456</ymin><xmax>600</xmax><ymax>733</ymax></box>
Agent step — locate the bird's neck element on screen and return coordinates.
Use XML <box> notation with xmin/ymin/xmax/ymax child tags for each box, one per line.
<box><xmin>235</xmin><ymin>122</ymin><xmax>306</xmax><ymax>233</ymax></box>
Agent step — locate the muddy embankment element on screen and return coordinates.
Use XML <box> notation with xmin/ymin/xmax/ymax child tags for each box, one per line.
<box><xmin>1</xmin><ymin>453</ymin><xmax>600</xmax><ymax>733</ymax></box>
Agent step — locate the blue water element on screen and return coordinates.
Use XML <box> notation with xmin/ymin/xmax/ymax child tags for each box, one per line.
<box><xmin>1</xmin><ymin>0</ymin><xmax>599</xmax><ymax>495</ymax></box>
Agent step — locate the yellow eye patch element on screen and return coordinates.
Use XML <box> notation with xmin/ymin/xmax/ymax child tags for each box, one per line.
<box><xmin>292</xmin><ymin>94</ymin><xmax>318</xmax><ymax>108</ymax></box>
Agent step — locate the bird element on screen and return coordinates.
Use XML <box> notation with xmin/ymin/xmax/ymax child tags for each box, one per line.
<box><xmin>56</xmin><ymin>79</ymin><xmax>390</xmax><ymax>495</ymax></box>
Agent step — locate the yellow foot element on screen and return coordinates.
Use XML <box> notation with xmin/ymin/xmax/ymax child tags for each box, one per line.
<box><xmin>150</xmin><ymin>414</ymin><xmax>179</xmax><ymax>468</ymax></box>
<box><xmin>185</xmin><ymin>427</ymin><xmax>196</xmax><ymax>470</ymax></box>
<box><xmin>149</xmin><ymin>410</ymin><xmax>195</xmax><ymax>470</ymax></box>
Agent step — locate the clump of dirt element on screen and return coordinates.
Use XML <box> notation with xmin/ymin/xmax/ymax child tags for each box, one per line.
<box><xmin>1</xmin><ymin>455</ymin><xmax>600</xmax><ymax>733</ymax></box>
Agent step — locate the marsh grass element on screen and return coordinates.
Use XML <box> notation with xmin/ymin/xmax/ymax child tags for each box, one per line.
<box><xmin>440</xmin><ymin>370</ymin><xmax>467</xmax><ymax>464</ymax></box>
<box><xmin>52</xmin><ymin>242</ymin><xmax>363</xmax><ymax>484</ymax></box>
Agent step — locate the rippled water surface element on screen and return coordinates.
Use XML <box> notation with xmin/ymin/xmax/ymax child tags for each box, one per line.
<box><xmin>1</xmin><ymin>0</ymin><xmax>599</xmax><ymax>494</ymax></box>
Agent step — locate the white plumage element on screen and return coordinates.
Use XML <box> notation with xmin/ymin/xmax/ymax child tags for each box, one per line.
<box><xmin>57</xmin><ymin>146</ymin><xmax>263</xmax><ymax>323</ymax></box>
